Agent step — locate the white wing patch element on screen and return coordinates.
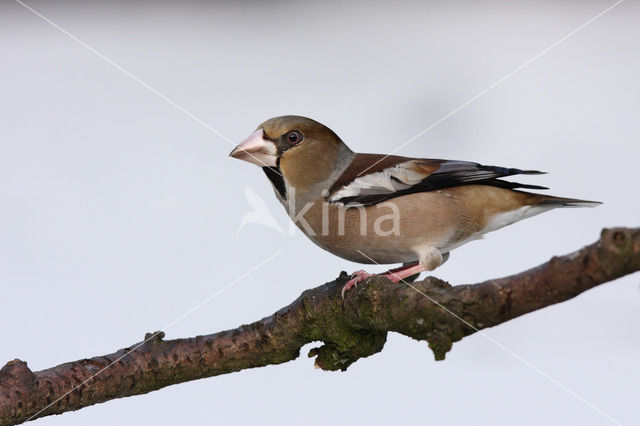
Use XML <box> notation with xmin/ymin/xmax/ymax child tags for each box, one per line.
<box><xmin>328</xmin><ymin>161</ymin><xmax>426</xmax><ymax>205</ymax></box>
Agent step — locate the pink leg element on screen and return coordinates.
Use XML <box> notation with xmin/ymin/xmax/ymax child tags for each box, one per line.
<box><xmin>382</xmin><ymin>263</ymin><xmax>425</xmax><ymax>283</ymax></box>
<box><xmin>342</xmin><ymin>262</ymin><xmax>425</xmax><ymax>299</ymax></box>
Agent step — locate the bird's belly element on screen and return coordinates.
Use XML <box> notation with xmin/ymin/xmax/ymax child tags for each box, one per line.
<box><xmin>286</xmin><ymin>192</ymin><xmax>477</xmax><ymax>265</ymax></box>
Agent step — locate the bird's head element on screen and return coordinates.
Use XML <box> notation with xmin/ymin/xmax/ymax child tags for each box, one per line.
<box><xmin>229</xmin><ymin>115</ymin><xmax>345</xmax><ymax>168</ymax></box>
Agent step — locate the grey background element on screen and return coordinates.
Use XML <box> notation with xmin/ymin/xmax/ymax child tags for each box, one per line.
<box><xmin>1</xmin><ymin>1</ymin><xmax>638</xmax><ymax>425</ymax></box>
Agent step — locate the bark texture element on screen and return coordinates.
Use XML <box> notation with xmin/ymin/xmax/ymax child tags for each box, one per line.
<box><xmin>1</xmin><ymin>227</ymin><xmax>639</xmax><ymax>425</ymax></box>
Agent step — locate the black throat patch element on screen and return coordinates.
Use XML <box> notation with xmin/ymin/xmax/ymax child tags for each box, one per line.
<box><xmin>262</xmin><ymin>166</ymin><xmax>286</xmax><ymax>199</ymax></box>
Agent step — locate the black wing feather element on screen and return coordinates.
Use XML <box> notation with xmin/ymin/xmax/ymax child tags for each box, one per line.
<box><xmin>333</xmin><ymin>161</ymin><xmax>547</xmax><ymax>206</ymax></box>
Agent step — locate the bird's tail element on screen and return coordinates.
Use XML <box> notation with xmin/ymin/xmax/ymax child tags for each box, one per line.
<box><xmin>536</xmin><ymin>195</ymin><xmax>602</xmax><ymax>208</ymax></box>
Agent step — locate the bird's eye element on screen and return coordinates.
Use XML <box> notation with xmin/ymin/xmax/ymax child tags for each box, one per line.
<box><xmin>286</xmin><ymin>130</ymin><xmax>302</xmax><ymax>145</ymax></box>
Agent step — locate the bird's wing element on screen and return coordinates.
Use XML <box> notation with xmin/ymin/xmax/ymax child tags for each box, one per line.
<box><xmin>327</xmin><ymin>153</ymin><xmax>547</xmax><ymax>206</ymax></box>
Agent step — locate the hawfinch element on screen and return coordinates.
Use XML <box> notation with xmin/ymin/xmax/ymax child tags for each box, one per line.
<box><xmin>230</xmin><ymin>116</ymin><xmax>600</xmax><ymax>296</ymax></box>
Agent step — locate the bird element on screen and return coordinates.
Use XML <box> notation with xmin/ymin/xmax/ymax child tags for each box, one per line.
<box><xmin>229</xmin><ymin>115</ymin><xmax>600</xmax><ymax>297</ymax></box>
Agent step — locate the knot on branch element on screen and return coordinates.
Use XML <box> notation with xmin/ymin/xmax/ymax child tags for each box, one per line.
<box><xmin>601</xmin><ymin>227</ymin><xmax>639</xmax><ymax>256</ymax></box>
<box><xmin>0</xmin><ymin>359</ymin><xmax>36</xmax><ymax>390</ymax></box>
<box><xmin>597</xmin><ymin>228</ymin><xmax>640</xmax><ymax>276</ymax></box>
<box><xmin>143</xmin><ymin>331</ymin><xmax>166</xmax><ymax>346</ymax></box>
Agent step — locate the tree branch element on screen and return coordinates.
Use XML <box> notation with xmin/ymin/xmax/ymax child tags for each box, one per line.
<box><xmin>2</xmin><ymin>227</ymin><xmax>639</xmax><ymax>425</ymax></box>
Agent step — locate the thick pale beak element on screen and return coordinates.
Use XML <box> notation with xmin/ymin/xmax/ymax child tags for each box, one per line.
<box><xmin>229</xmin><ymin>128</ymin><xmax>278</xmax><ymax>167</ymax></box>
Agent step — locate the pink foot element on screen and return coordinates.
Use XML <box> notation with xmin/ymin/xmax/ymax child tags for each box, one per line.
<box><xmin>342</xmin><ymin>270</ymin><xmax>373</xmax><ymax>299</ymax></box>
<box><xmin>341</xmin><ymin>263</ymin><xmax>427</xmax><ymax>299</ymax></box>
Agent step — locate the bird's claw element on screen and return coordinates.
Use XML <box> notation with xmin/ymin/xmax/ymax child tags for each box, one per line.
<box><xmin>341</xmin><ymin>270</ymin><xmax>373</xmax><ymax>299</ymax></box>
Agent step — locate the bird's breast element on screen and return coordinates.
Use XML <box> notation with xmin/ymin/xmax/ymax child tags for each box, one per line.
<box><xmin>278</xmin><ymin>191</ymin><xmax>477</xmax><ymax>264</ymax></box>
